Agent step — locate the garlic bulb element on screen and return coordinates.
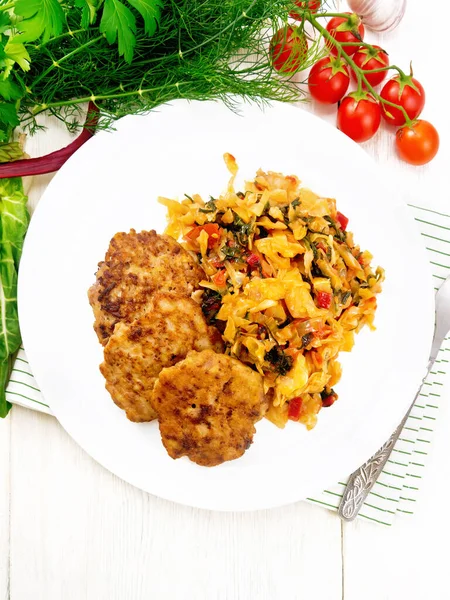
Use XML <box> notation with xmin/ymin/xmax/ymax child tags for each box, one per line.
<box><xmin>347</xmin><ymin>0</ymin><xmax>407</xmax><ymax>33</ymax></box>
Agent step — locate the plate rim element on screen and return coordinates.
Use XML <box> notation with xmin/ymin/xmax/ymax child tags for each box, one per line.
<box><xmin>18</xmin><ymin>98</ymin><xmax>435</xmax><ymax>511</ymax></box>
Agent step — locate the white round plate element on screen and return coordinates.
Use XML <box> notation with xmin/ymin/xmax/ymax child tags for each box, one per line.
<box><xmin>19</xmin><ymin>99</ymin><xmax>434</xmax><ymax>511</ymax></box>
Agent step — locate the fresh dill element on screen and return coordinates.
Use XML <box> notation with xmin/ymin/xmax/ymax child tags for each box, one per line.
<box><xmin>0</xmin><ymin>0</ymin><xmax>324</xmax><ymax>135</ymax></box>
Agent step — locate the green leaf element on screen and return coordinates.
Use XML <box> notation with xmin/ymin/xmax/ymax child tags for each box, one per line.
<box><xmin>0</xmin><ymin>142</ymin><xmax>23</xmax><ymax>163</ymax></box>
<box><xmin>14</xmin><ymin>0</ymin><xmax>64</xmax><ymax>43</ymax></box>
<box><xmin>0</xmin><ymin>12</ymin><xmax>11</xmax><ymax>35</ymax></box>
<box><xmin>100</xmin><ymin>0</ymin><xmax>136</xmax><ymax>63</ymax></box>
<box><xmin>126</xmin><ymin>0</ymin><xmax>163</xmax><ymax>37</ymax></box>
<box><xmin>0</xmin><ymin>178</ymin><xmax>30</xmax><ymax>267</ymax></box>
<box><xmin>0</xmin><ymin>179</ymin><xmax>29</xmax><ymax>418</ymax></box>
<box><xmin>74</xmin><ymin>0</ymin><xmax>105</xmax><ymax>27</ymax></box>
<box><xmin>4</xmin><ymin>40</ymin><xmax>31</xmax><ymax>72</ymax></box>
<box><xmin>0</xmin><ymin>355</ymin><xmax>13</xmax><ymax>418</ymax></box>
<box><xmin>0</xmin><ymin>103</ymin><xmax>19</xmax><ymax>127</ymax></box>
<box><xmin>0</xmin><ymin>79</ymin><xmax>23</xmax><ymax>102</ymax></box>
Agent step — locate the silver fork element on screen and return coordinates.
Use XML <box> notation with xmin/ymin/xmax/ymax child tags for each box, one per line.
<box><xmin>338</xmin><ymin>274</ymin><xmax>450</xmax><ymax>522</ymax></box>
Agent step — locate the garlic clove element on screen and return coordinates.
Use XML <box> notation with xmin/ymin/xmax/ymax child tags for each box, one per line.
<box><xmin>347</xmin><ymin>0</ymin><xmax>407</xmax><ymax>33</ymax></box>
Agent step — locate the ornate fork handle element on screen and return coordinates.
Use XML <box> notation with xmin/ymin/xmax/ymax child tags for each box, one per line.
<box><xmin>339</xmin><ymin>275</ymin><xmax>450</xmax><ymax>522</ymax></box>
<box><xmin>338</xmin><ymin>407</ymin><xmax>412</xmax><ymax>521</ymax></box>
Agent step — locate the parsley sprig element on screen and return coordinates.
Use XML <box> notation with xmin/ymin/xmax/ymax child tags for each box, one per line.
<box><xmin>13</xmin><ymin>0</ymin><xmax>163</xmax><ymax>62</ymax></box>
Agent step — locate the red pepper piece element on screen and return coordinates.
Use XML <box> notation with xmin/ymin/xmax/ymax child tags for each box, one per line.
<box><xmin>210</xmin><ymin>257</ymin><xmax>224</xmax><ymax>268</ymax></box>
<box><xmin>288</xmin><ymin>396</ymin><xmax>303</xmax><ymax>421</ymax></box>
<box><xmin>336</xmin><ymin>211</ymin><xmax>349</xmax><ymax>231</ymax></box>
<box><xmin>246</xmin><ymin>253</ymin><xmax>260</xmax><ymax>268</ymax></box>
<box><xmin>317</xmin><ymin>291</ymin><xmax>332</xmax><ymax>309</ymax></box>
<box><xmin>212</xmin><ymin>269</ymin><xmax>227</xmax><ymax>286</ymax></box>
<box><xmin>322</xmin><ymin>392</ymin><xmax>338</xmax><ymax>407</ymax></box>
<box><xmin>185</xmin><ymin>223</ymin><xmax>221</xmax><ymax>248</ymax></box>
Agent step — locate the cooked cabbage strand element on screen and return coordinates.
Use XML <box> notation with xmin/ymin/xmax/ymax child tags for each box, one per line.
<box><xmin>160</xmin><ymin>154</ymin><xmax>384</xmax><ymax>429</ymax></box>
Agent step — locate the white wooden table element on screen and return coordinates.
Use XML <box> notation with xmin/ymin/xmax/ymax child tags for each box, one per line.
<box><xmin>1</xmin><ymin>1</ymin><xmax>449</xmax><ymax>598</ymax></box>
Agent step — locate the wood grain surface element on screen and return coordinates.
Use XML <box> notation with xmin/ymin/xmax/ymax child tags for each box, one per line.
<box><xmin>1</xmin><ymin>1</ymin><xmax>449</xmax><ymax>598</ymax></box>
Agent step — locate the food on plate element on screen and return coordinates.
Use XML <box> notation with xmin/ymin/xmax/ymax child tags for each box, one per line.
<box><xmin>152</xmin><ymin>349</ymin><xmax>267</xmax><ymax>466</ymax></box>
<box><xmin>89</xmin><ymin>155</ymin><xmax>383</xmax><ymax>465</ymax></box>
<box><xmin>100</xmin><ymin>293</ymin><xmax>224</xmax><ymax>423</ymax></box>
<box><xmin>88</xmin><ymin>229</ymin><xmax>204</xmax><ymax>345</ymax></box>
<box><xmin>161</xmin><ymin>153</ymin><xmax>384</xmax><ymax>430</ymax></box>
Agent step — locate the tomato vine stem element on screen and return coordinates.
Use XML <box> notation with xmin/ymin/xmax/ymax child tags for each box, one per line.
<box><xmin>305</xmin><ymin>12</ymin><xmax>412</xmax><ymax>126</ymax></box>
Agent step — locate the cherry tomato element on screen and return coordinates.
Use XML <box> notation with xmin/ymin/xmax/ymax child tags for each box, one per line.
<box><xmin>184</xmin><ymin>223</ymin><xmax>221</xmax><ymax>248</ymax></box>
<box><xmin>380</xmin><ymin>75</ymin><xmax>425</xmax><ymax>126</ymax></box>
<box><xmin>288</xmin><ymin>397</ymin><xmax>303</xmax><ymax>421</ymax></box>
<box><xmin>270</xmin><ymin>26</ymin><xmax>308</xmax><ymax>74</ymax></box>
<box><xmin>336</xmin><ymin>211</ymin><xmax>349</xmax><ymax>230</ymax></box>
<box><xmin>290</xmin><ymin>0</ymin><xmax>321</xmax><ymax>20</ymax></box>
<box><xmin>351</xmin><ymin>45</ymin><xmax>389</xmax><ymax>87</ymax></box>
<box><xmin>326</xmin><ymin>13</ymin><xmax>365</xmax><ymax>56</ymax></box>
<box><xmin>337</xmin><ymin>94</ymin><xmax>381</xmax><ymax>143</ymax></box>
<box><xmin>395</xmin><ymin>120</ymin><xmax>439</xmax><ymax>166</ymax></box>
<box><xmin>308</xmin><ymin>56</ymin><xmax>350</xmax><ymax>104</ymax></box>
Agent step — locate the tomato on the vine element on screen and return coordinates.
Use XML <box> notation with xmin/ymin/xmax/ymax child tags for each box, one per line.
<box><xmin>270</xmin><ymin>26</ymin><xmax>308</xmax><ymax>74</ymax></box>
<box><xmin>326</xmin><ymin>13</ymin><xmax>365</xmax><ymax>56</ymax></box>
<box><xmin>380</xmin><ymin>74</ymin><xmax>425</xmax><ymax>126</ymax></box>
<box><xmin>395</xmin><ymin>120</ymin><xmax>439</xmax><ymax>165</ymax></box>
<box><xmin>308</xmin><ymin>56</ymin><xmax>350</xmax><ymax>104</ymax></box>
<box><xmin>337</xmin><ymin>93</ymin><xmax>381</xmax><ymax>143</ymax></box>
<box><xmin>290</xmin><ymin>0</ymin><xmax>321</xmax><ymax>20</ymax></box>
<box><xmin>351</xmin><ymin>45</ymin><xmax>389</xmax><ymax>87</ymax></box>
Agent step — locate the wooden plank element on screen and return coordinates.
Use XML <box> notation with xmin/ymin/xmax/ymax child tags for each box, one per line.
<box><xmin>11</xmin><ymin>0</ymin><xmax>450</xmax><ymax>597</ymax></box>
<box><xmin>1</xmin><ymin>65</ymin><xmax>73</xmax><ymax>600</ymax></box>
<box><xmin>23</xmin><ymin>110</ymin><xmax>83</xmax><ymax>213</ymax></box>
<box><xmin>10</xmin><ymin>406</ymin><xmax>342</xmax><ymax>599</ymax></box>
<box><xmin>0</xmin><ymin>415</ymin><xmax>10</xmax><ymax>600</ymax></box>
<box><xmin>343</xmin><ymin>378</ymin><xmax>450</xmax><ymax>600</ymax></box>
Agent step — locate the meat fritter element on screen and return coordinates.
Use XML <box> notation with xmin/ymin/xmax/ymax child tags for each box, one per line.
<box><xmin>88</xmin><ymin>229</ymin><xmax>204</xmax><ymax>345</ymax></box>
<box><xmin>100</xmin><ymin>294</ymin><xmax>224</xmax><ymax>423</ymax></box>
<box><xmin>152</xmin><ymin>350</ymin><xmax>268</xmax><ymax>466</ymax></box>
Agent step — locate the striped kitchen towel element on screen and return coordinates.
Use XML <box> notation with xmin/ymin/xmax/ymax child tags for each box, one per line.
<box><xmin>6</xmin><ymin>204</ymin><xmax>450</xmax><ymax>525</ymax></box>
<box><xmin>307</xmin><ymin>203</ymin><xmax>450</xmax><ymax>525</ymax></box>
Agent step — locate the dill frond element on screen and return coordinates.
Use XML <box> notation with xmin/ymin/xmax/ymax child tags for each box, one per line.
<box><xmin>17</xmin><ymin>0</ymin><xmax>317</xmax><ymax>132</ymax></box>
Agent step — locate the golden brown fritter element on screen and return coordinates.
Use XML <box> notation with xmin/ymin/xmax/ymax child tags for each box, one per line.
<box><xmin>88</xmin><ymin>229</ymin><xmax>204</xmax><ymax>345</ymax></box>
<box><xmin>100</xmin><ymin>294</ymin><xmax>223</xmax><ymax>423</ymax></box>
<box><xmin>152</xmin><ymin>350</ymin><xmax>268</xmax><ymax>466</ymax></box>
